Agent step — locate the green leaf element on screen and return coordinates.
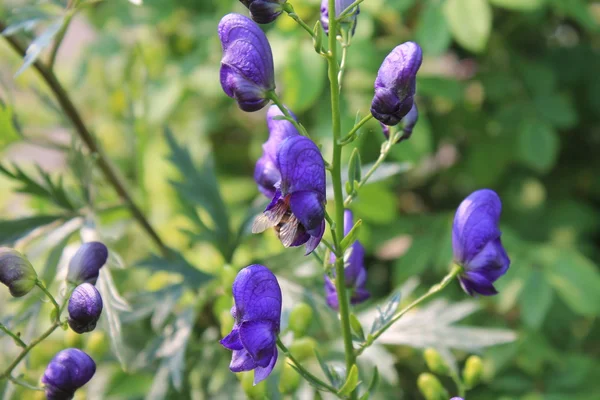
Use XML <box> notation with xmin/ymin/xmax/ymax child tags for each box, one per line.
<box><xmin>444</xmin><ymin>0</ymin><xmax>492</xmax><ymax>53</ymax></box>
<box><xmin>0</xmin><ymin>215</ymin><xmax>64</xmax><ymax>245</ymax></box>
<box><xmin>350</xmin><ymin>313</ymin><xmax>365</xmax><ymax>341</ymax></box>
<box><xmin>0</xmin><ymin>100</ymin><xmax>21</xmax><ymax>150</ymax></box>
<box><xmin>347</xmin><ymin>148</ymin><xmax>362</xmax><ymax>189</ymax></box>
<box><xmin>338</xmin><ymin>364</ymin><xmax>360</xmax><ymax>397</ymax></box>
<box><xmin>359</xmin><ymin>367</ymin><xmax>379</xmax><ymax>400</ymax></box>
<box><xmin>519</xmin><ymin>269</ymin><xmax>553</xmax><ymax>329</ymax></box>
<box><xmin>544</xmin><ymin>249</ymin><xmax>600</xmax><ymax>316</ymax></box>
<box><xmin>281</xmin><ymin>40</ymin><xmax>326</xmax><ymax>113</ymax></box>
<box><xmin>489</xmin><ymin>0</ymin><xmax>546</xmax><ymax>11</ymax></box>
<box><xmin>340</xmin><ymin>219</ymin><xmax>362</xmax><ymax>252</ymax></box>
<box><xmin>351</xmin><ymin>184</ymin><xmax>397</xmax><ymax>224</ymax></box>
<box><xmin>14</xmin><ymin>19</ymin><xmax>64</xmax><ymax>77</ymax></box>
<box><xmin>370</xmin><ymin>290</ymin><xmax>401</xmax><ymax>334</ymax></box>
<box><xmin>314</xmin><ymin>349</ymin><xmax>336</xmax><ymax>385</ymax></box>
<box><xmin>534</xmin><ymin>94</ymin><xmax>578</xmax><ymax>129</ymax></box>
<box><xmin>517</xmin><ymin>120</ymin><xmax>560</xmax><ymax>173</ymax></box>
<box><xmin>415</xmin><ymin>1</ymin><xmax>452</xmax><ymax>56</ymax></box>
<box><xmin>137</xmin><ymin>252</ymin><xmax>213</xmax><ymax>288</ymax></box>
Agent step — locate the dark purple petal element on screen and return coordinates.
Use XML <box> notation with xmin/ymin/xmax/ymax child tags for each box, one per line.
<box><xmin>277</xmin><ymin>136</ymin><xmax>326</xmax><ymax>197</ymax></box>
<box><xmin>230</xmin><ymin>349</ymin><xmax>257</xmax><ymax>372</ymax></box>
<box><xmin>42</xmin><ymin>349</ymin><xmax>96</xmax><ymax>399</ymax></box>
<box><xmin>0</xmin><ymin>248</ymin><xmax>37</xmax><ymax>298</ymax></box>
<box><xmin>452</xmin><ymin>189</ymin><xmax>510</xmax><ymax>296</ymax></box>
<box><xmin>68</xmin><ymin>283</ymin><xmax>103</xmax><ymax>334</ymax></box>
<box><xmin>351</xmin><ymin>287</ymin><xmax>371</xmax><ymax>304</ymax></box>
<box><xmin>218</xmin><ymin>13</ymin><xmax>275</xmax><ymax>112</ymax></box>
<box><xmin>220</xmin><ymin>326</ymin><xmax>244</xmax><ymax>350</ymax></box>
<box><xmin>400</xmin><ymin>102</ymin><xmax>419</xmax><ymax>140</ymax></box>
<box><xmin>245</xmin><ymin>0</ymin><xmax>286</xmax><ymax>24</ymax></box>
<box><xmin>304</xmin><ymin>220</ymin><xmax>325</xmax><ymax>255</ymax></box>
<box><xmin>253</xmin><ymin>347</ymin><xmax>278</xmax><ymax>384</ymax></box>
<box><xmin>239</xmin><ymin>320</ymin><xmax>277</xmax><ymax>367</ymax></box>
<box><xmin>289</xmin><ymin>191</ymin><xmax>326</xmax><ymax>234</ymax></box>
<box><xmin>231</xmin><ymin>265</ymin><xmax>282</xmax><ymax>324</ymax></box>
<box><xmin>254</xmin><ymin>105</ymin><xmax>300</xmax><ymax>198</ymax></box>
<box><xmin>371</xmin><ymin>42</ymin><xmax>422</xmax><ymax>126</ymax></box>
<box><xmin>66</xmin><ymin>242</ymin><xmax>108</xmax><ymax>286</ymax></box>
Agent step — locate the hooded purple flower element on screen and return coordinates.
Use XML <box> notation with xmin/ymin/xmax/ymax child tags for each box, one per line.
<box><xmin>42</xmin><ymin>348</ymin><xmax>96</xmax><ymax>400</ymax></box>
<box><xmin>324</xmin><ymin>210</ymin><xmax>370</xmax><ymax>309</ymax></box>
<box><xmin>220</xmin><ymin>264</ymin><xmax>282</xmax><ymax>385</ymax></box>
<box><xmin>240</xmin><ymin>0</ymin><xmax>287</xmax><ymax>24</ymax></box>
<box><xmin>0</xmin><ymin>248</ymin><xmax>37</xmax><ymax>297</ymax></box>
<box><xmin>68</xmin><ymin>283</ymin><xmax>103</xmax><ymax>334</ymax></box>
<box><xmin>66</xmin><ymin>242</ymin><xmax>108</xmax><ymax>286</ymax></box>
<box><xmin>320</xmin><ymin>0</ymin><xmax>360</xmax><ymax>35</ymax></box>
<box><xmin>452</xmin><ymin>189</ymin><xmax>510</xmax><ymax>296</ymax></box>
<box><xmin>371</xmin><ymin>41</ymin><xmax>423</xmax><ymax>126</ymax></box>
<box><xmin>252</xmin><ymin>136</ymin><xmax>326</xmax><ymax>255</ymax></box>
<box><xmin>254</xmin><ymin>105</ymin><xmax>300</xmax><ymax>198</ymax></box>
<box><xmin>219</xmin><ymin>13</ymin><xmax>275</xmax><ymax>112</ymax></box>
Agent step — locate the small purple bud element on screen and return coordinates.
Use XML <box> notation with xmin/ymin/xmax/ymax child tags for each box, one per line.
<box><xmin>66</xmin><ymin>242</ymin><xmax>108</xmax><ymax>286</ymax></box>
<box><xmin>219</xmin><ymin>13</ymin><xmax>276</xmax><ymax>112</ymax></box>
<box><xmin>371</xmin><ymin>41</ymin><xmax>423</xmax><ymax>126</ymax></box>
<box><xmin>380</xmin><ymin>122</ymin><xmax>391</xmax><ymax>139</ymax></box>
<box><xmin>68</xmin><ymin>283</ymin><xmax>103</xmax><ymax>334</ymax></box>
<box><xmin>240</xmin><ymin>0</ymin><xmax>287</xmax><ymax>24</ymax></box>
<box><xmin>324</xmin><ymin>210</ymin><xmax>370</xmax><ymax>309</ymax></box>
<box><xmin>220</xmin><ymin>264</ymin><xmax>282</xmax><ymax>385</ymax></box>
<box><xmin>452</xmin><ymin>189</ymin><xmax>510</xmax><ymax>296</ymax></box>
<box><xmin>42</xmin><ymin>348</ymin><xmax>96</xmax><ymax>400</ymax></box>
<box><xmin>254</xmin><ymin>105</ymin><xmax>300</xmax><ymax>198</ymax></box>
<box><xmin>320</xmin><ymin>0</ymin><xmax>360</xmax><ymax>35</ymax></box>
<box><xmin>0</xmin><ymin>247</ymin><xmax>37</xmax><ymax>297</ymax></box>
<box><xmin>400</xmin><ymin>103</ymin><xmax>419</xmax><ymax>139</ymax></box>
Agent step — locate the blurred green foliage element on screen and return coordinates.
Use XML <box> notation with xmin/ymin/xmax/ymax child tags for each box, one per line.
<box><xmin>0</xmin><ymin>0</ymin><xmax>599</xmax><ymax>399</ymax></box>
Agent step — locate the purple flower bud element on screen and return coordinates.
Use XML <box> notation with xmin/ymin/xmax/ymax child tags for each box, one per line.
<box><xmin>219</xmin><ymin>13</ymin><xmax>275</xmax><ymax>112</ymax></box>
<box><xmin>220</xmin><ymin>264</ymin><xmax>282</xmax><ymax>385</ymax></box>
<box><xmin>452</xmin><ymin>189</ymin><xmax>510</xmax><ymax>296</ymax></box>
<box><xmin>252</xmin><ymin>136</ymin><xmax>326</xmax><ymax>255</ymax></box>
<box><xmin>42</xmin><ymin>348</ymin><xmax>96</xmax><ymax>400</ymax></box>
<box><xmin>66</xmin><ymin>242</ymin><xmax>108</xmax><ymax>286</ymax></box>
<box><xmin>240</xmin><ymin>0</ymin><xmax>287</xmax><ymax>24</ymax></box>
<box><xmin>254</xmin><ymin>105</ymin><xmax>300</xmax><ymax>198</ymax></box>
<box><xmin>371</xmin><ymin>41</ymin><xmax>423</xmax><ymax>126</ymax></box>
<box><xmin>320</xmin><ymin>0</ymin><xmax>360</xmax><ymax>35</ymax></box>
<box><xmin>68</xmin><ymin>283</ymin><xmax>103</xmax><ymax>334</ymax></box>
<box><xmin>0</xmin><ymin>248</ymin><xmax>37</xmax><ymax>297</ymax></box>
<box><xmin>324</xmin><ymin>210</ymin><xmax>370</xmax><ymax>309</ymax></box>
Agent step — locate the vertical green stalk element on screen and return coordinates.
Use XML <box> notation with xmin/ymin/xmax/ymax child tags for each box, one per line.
<box><xmin>326</xmin><ymin>0</ymin><xmax>356</xmax><ymax>396</ymax></box>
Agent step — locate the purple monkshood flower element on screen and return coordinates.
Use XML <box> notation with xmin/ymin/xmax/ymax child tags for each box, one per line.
<box><xmin>240</xmin><ymin>0</ymin><xmax>287</xmax><ymax>24</ymax></box>
<box><xmin>66</xmin><ymin>242</ymin><xmax>108</xmax><ymax>286</ymax></box>
<box><xmin>68</xmin><ymin>283</ymin><xmax>103</xmax><ymax>334</ymax></box>
<box><xmin>324</xmin><ymin>210</ymin><xmax>370</xmax><ymax>309</ymax></box>
<box><xmin>254</xmin><ymin>105</ymin><xmax>300</xmax><ymax>198</ymax></box>
<box><xmin>252</xmin><ymin>135</ymin><xmax>326</xmax><ymax>255</ymax></box>
<box><xmin>371</xmin><ymin>41</ymin><xmax>423</xmax><ymax>126</ymax></box>
<box><xmin>220</xmin><ymin>264</ymin><xmax>282</xmax><ymax>385</ymax></box>
<box><xmin>320</xmin><ymin>0</ymin><xmax>360</xmax><ymax>35</ymax></box>
<box><xmin>452</xmin><ymin>189</ymin><xmax>510</xmax><ymax>296</ymax></box>
<box><xmin>219</xmin><ymin>13</ymin><xmax>275</xmax><ymax>112</ymax></box>
<box><xmin>42</xmin><ymin>348</ymin><xmax>96</xmax><ymax>400</ymax></box>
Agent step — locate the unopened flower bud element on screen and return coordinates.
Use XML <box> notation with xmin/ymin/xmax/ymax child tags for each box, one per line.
<box><xmin>68</xmin><ymin>283</ymin><xmax>103</xmax><ymax>334</ymax></box>
<box><xmin>240</xmin><ymin>0</ymin><xmax>287</xmax><ymax>24</ymax></box>
<box><xmin>424</xmin><ymin>348</ymin><xmax>450</xmax><ymax>375</ymax></box>
<box><xmin>42</xmin><ymin>348</ymin><xmax>96</xmax><ymax>400</ymax></box>
<box><xmin>278</xmin><ymin>359</ymin><xmax>301</xmax><ymax>394</ymax></box>
<box><xmin>417</xmin><ymin>373</ymin><xmax>448</xmax><ymax>400</ymax></box>
<box><xmin>67</xmin><ymin>242</ymin><xmax>108</xmax><ymax>286</ymax></box>
<box><xmin>463</xmin><ymin>355</ymin><xmax>483</xmax><ymax>389</ymax></box>
<box><xmin>0</xmin><ymin>247</ymin><xmax>38</xmax><ymax>297</ymax></box>
<box><xmin>288</xmin><ymin>337</ymin><xmax>317</xmax><ymax>362</ymax></box>
<box><xmin>288</xmin><ymin>302</ymin><xmax>313</xmax><ymax>337</ymax></box>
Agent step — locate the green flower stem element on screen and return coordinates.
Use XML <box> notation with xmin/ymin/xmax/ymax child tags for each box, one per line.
<box><xmin>0</xmin><ymin>22</ymin><xmax>170</xmax><ymax>259</ymax></box>
<box><xmin>0</xmin><ymin>321</ymin><xmax>61</xmax><ymax>381</ymax></box>
<box><xmin>283</xmin><ymin>3</ymin><xmax>315</xmax><ymax>38</ymax></box>
<box><xmin>338</xmin><ymin>114</ymin><xmax>374</xmax><ymax>145</ymax></box>
<box><xmin>450</xmin><ymin>369</ymin><xmax>467</xmax><ymax>398</ymax></box>
<box><xmin>0</xmin><ymin>323</ymin><xmax>27</xmax><ymax>348</ymax></box>
<box><xmin>336</xmin><ymin>0</ymin><xmax>365</xmax><ymax>20</ymax></box>
<box><xmin>267</xmin><ymin>91</ymin><xmax>310</xmax><ymax>137</ymax></box>
<box><xmin>327</xmin><ymin>0</ymin><xmax>357</xmax><ymax>398</ymax></box>
<box><xmin>48</xmin><ymin>0</ymin><xmax>81</xmax><ymax>70</ymax></box>
<box><xmin>356</xmin><ymin>265</ymin><xmax>462</xmax><ymax>357</ymax></box>
<box><xmin>35</xmin><ymin>280</ymin><xmax>61</xmax><ymax>322</ymax></box>
<box><xmin>8</xmin><ymin>375</ymin><xmax>44</xmax><ymax>391</ymax></box>
<box><xmin>276</xmin><ymin>337</ymin><xmax>338</xmax><ymax>394</ymax></box>
<box><xmin>337</xmin><ymin>29</ymin><xmax>350</xmax><ymax>91</ymax></box>
<box><xmin>343</xmin><ymin>130</ymin><xmax>391</xmax><ymax>207</ymax></box>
